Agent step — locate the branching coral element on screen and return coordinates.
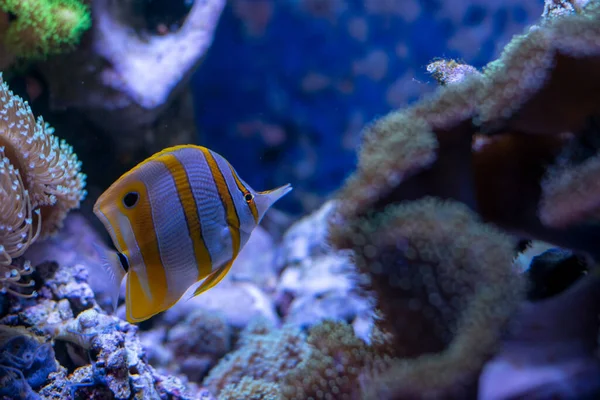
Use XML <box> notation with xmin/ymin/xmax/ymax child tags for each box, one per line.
<box><xmin>0</xmin><ymin>0</ymin><xmax>91</xmax><ymax>69</ymax></box>
<box><xmin>328</xmin><ymin>0</ymin><xmax>600</xmax><ymax>398</ymax></box>
<box><xmin>0</xmin><ymin>73</ymin><xmax>86</xmax><ymax>296</ymax></box>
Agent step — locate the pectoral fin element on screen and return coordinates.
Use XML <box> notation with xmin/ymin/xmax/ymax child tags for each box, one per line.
<box><xmin>93</xmin><ymin>243</ymin><xmax>127</xmax><ymax>312</ymax></box>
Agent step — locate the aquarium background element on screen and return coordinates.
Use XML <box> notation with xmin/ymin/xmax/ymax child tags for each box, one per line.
<box><xmin>6</xmin><ymin>0</ymin><xmax>545</xmax><ymax>217</ymax></box>
<box><xmin>2</xmin><ymin>0</ymin><xmax>600</xmax><ymax>399</ymax></box>
<box><xmin>191</xmin><ymin>0</ymin><xmax>544</xmax><ymax>213</ymax></box>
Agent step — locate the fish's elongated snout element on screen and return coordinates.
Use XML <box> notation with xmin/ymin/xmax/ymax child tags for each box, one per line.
<box><xmin>264</xmin><ymin>183</ymin><xmax>293</xmax><ymax>201</ymax></box>
<box><xmin>256</xmin><ymin>183</ymin><xmax>293</xmax><ymax>219</ymax></box>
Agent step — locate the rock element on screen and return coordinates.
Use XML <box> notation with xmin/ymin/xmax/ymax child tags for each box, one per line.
<box><xmin>275</xmin><ymin>201</ymin><xmax>374</xmax><ymax>331</ymax></box>
<box><xmin>163</xmin><ymin>281</ymin><xmax>279</xmax><ymax>330</ymax></box>
<box><xmin>37</xmin><ymin>0</ymin><xmax>226</xmax><ymax>140</ymax></box>
<box><xmin>276</xmin><ymin>201</ymin><xmax>336</xmax><ymax>266</ymax></box>
<box><xmin>25</xmin><ymin>213</ymin><xmax>116</xmax><ymax>310</ymax></box>
<box><xmin>143</xmin><ymin>309</ymin><xmax>234</xmax><ymax>383</ymax></box>
<box><xmin>479</xmin><ymin>274</ymin><xmax>600</xmax><ymax>399</ymax></box>
<box><xmin>526</xmin><ymin>248</ymin><xmax>589</xmax><ymax>300</ymax></box>
<box><xmin>225</xmin><ymin>226</ymin><xmax>278</xmax><ymax>290</ymax></box>
<box><xmin>0</xmin><ymin>259</ymin><xmax>203</xmax><ymax>399</ymax></box>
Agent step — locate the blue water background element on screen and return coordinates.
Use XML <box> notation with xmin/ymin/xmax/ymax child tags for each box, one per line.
<box><xmin>191</xmin><ymin>0</ymin><xmax>544</xmax><ymax>214</ymax></box>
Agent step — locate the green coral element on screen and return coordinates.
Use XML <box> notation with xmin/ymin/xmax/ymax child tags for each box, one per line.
<box><xmin>0</xmin><ymin>0</ymin><xmax>91</xmax><ymax>62</ymax></box>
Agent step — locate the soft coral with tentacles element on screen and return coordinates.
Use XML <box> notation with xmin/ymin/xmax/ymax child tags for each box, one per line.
<box><xmin>329</xmin><ymin>0</ymin><xmax>600</xmax><ymax>397</ymax></box>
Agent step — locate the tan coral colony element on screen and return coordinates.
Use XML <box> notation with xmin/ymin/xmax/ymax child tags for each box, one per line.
<box><xmin>0</xmin><ymin>73</ymin><xmax>86</xmax><ymax>296</ymax></box>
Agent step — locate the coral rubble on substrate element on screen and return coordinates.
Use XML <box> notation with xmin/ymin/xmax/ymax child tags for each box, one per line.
<box><xmin>0</xmin><ymin>259</ymin><xmax>206</xmax><ymax>399</ymax></box>
<box><xmin>0</xmin><ymin>201</ymin><xmax>377</xmax><ymax>399</ymax></box>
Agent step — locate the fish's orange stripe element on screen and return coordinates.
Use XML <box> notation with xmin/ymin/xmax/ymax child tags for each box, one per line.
<box><xmin>158</xmin><ymin>153</ymin><xmax>212</xmax><ymax>280</ymax></box>
<box><xmin>113</xmin><ymin>180</ymin><xmax>167</xmax><ymax>317</ymax></box>
<box><xmin>201</xmin><ymin>148</ymin><xmax>241</xmax><ymax>257</ymax></box>
<box><xmin>228</xmin><ymin>163</ymin><xmax>259</xmax><ymax>223</ymax></box>
<box><xmin>108</xmin><ymin>145</ymin><xmax>205</xmax><ymax>192</ymax></box>
<box><xmin>124</xmin><ymin>182</ymin><xmax>167</xmax><ymax>304</ymax></box>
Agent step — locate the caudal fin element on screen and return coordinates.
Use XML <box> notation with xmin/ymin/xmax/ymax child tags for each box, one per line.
<box><xmin>93</xmin><ymin>243</ymin><xmax>127</xmax><ymax>312</ymax></box>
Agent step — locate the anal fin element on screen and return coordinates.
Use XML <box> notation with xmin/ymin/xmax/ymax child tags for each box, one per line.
<box><xmin>192</xmin><ymin>259</ymin><xmax>234</xmax><ymax>297</ymax></box>
<box><xmin>126</xmin><ymin>269</ymin><xmax>164</xmax><ymax>323</ymax></box>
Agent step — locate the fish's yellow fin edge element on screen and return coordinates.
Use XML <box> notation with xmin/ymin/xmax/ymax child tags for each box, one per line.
<box><xmin>191</xmin><ymin>260</ymin><xmax>234</xmax><ymax>297</ymax></box>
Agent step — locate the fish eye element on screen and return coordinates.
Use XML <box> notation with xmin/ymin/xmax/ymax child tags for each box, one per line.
<box><xmin>123</xmin><ymin>192</ymin><xmax>139</xmax><ymax>208</ymax></box>
<box><xmin>244</xmin><ymin>192</ymin><xmax>254</xmax><ymax>203</ymax></box>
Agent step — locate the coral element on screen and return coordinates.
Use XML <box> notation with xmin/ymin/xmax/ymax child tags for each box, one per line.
<box><xmin>0</xmin><ymin>73</ymin><xmax>86</xmax><ymax>296</ymax></box>
<box><xmin>335</xmin><ymin>199</ymin><xmax>524</xmax><ymax>398</ymax></box>
<box><xmin>163</xmin><ymin>308</ymin><xmax>233</xmax><ymax>382</ymax></box>
<box><xmin>34</xmin><ymin>261</ymin><xmax>96</xmax><ymax>314</ymax></box>
<box><xmin>36</xmin><ymin>0</ymin><xmax>226</xmax><ymax>143</ymax></box>
<box><xmin>0</xmin><ymin>325</ymin><xmax>57</xmax><ymax>398</ymax></box>
<box><xmin>41</xmin><ymin>308</ymin><xmax>201</xmax><ymax>399</ymax></box>
<box><xmin>426</xmin><ymin>59</ymin><xmax>481</xmax><ymax>85</ymax></box>
<box><xmin>542</xmin><ymin>0</ymin><xmax>588</xmax><ymax>19</ymax></box>
<box><xmin>219</xmin><ymin>377</ymin><xmax>282</xmax><ymax>400</ymax></box>
<box><xmin>0</xmin><ymin>259</ymin><xmax>204</xmax><ymax>399</ymax></box>
<box><xmin>204</xmin><ymin>317</ymin><xmax>393</xmax><ymax>400</ymax></box>
<box><xmin>203</xmin><ymin>321</ymin><xmax>311</xmax><ymax>395</ymax></box>
<box><xmin>538</xmin><ymin>117</ymin><xmax>600</xmax><ymax>227</ymax></box>
<box><xmin>0</xmin><ymin>258</ymin><xmax>36</xmax><ymax>298</ymax></box>
<box><xmin>0</xmin><ymin>0</ymin><xmax>91</xmax><ymax>68</ymax></box>
<box><xmin>276</xmin><ymin>201</ymin><xmax>374</xmax><ymax>333</ymax></box>
<box><xmin>280</xmin><ymin>321</ymin><xmax>392</xmax><ymax>400</ymax></box>
<box><xmin>330</xmin><ymin>0</ymin><xmax>600</xmax><ymax>255</ymax></box>
<box><xmin>328</xmin><ymin>1</ymin><xmax>600</xmax><ymax>397</ymax></box>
